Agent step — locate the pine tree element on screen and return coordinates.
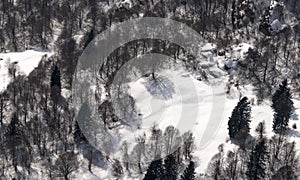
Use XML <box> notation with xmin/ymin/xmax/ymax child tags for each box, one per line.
<box><xmin>5</xmin><ymin>113</ymin><xmax>24</xmax><ymax>148</ymax></box>
<box><xmin>163</xmin><ymin>153</ymin><xmax>178</xmax><ymax>180</ymax></box>
<box><xmin>246</xmin><ymin>139</ymin><xmax>268</xmax><ymax>180</ymax></box>
<box><xmin>228</xmin><ymin>97</ymin><xmax>251</xmax><ymax>140</ymax></box>
<box><xmin>83</xmin><ymin>29</ymin><xmax>95</xmax><ymax>49</ymax></box>
<box><xmin>144</xmin><ymin>156</ymin><xmax>164</xmax><ymax>180</ymax></box>
<box><xmin>50</xmin><ymin>65</ymin><xmax>62</xmax><ymax>101</ymax></box>
<box><xmin>180</xmin><ymin>161</ymin><xmax>196</xmax><ymax>180</ymax></box>
<box><xmin>255</xmin><ymin>121</ymin><xmax>266</xmax><ymax>140</ymax></box>
<box><xmin>5</xmin><ymin>113</ymin><xmax>27</xmax><ymax>172</ymax></box>
<box><xmin>50</xmin><ymin>65</ymin><xmax>61</xmax><ymax>91</ymax></box>
<box><xmin>272</xmin><ymin>79</ymin><xmax>294</xmax><ymax>132</ymax></box>
<box><xmin>0</xmin><ymin>92</ymin><xmax>8</xmax><ymax>126</ymax></box>
<box><xmin>73</xmin><ymin>121</ymin><xmax>87</xmax><ymax>143</ymax></box>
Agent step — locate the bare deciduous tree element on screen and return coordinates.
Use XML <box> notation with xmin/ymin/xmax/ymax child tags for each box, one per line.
<box><xmin>52</xmin><ymin>151</ymin><xmax>78</xmax><ymax>180</ymax></box>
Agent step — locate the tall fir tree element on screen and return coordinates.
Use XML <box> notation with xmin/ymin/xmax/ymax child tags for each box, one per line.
<box><xmin>255</xmin><ymin>121</ymin><xmax>266</xmax><ymax>140</ymax></box>
<box><xmin>5</xmin><ymin>113</ymin><xmax>24</xmax><ymax>148</ymax></box>
<box><xmin>73</xmin><ymin>121</ymin><xmax>87</xmax><ymax>144</ymax></box>
<box><xmin>143</xmin><ymin>156</ymin><xmax>164</xmax><ymax>180</ymax></box>
<box><xmin>5</xmin><ymin>112</ymin><xmax>28</xmax><ymax>172</ymax></box>
<box><xmin>50</xmin><ymin>65</ymin><xmax>62</xmax><ymax>101</ymax></box>
<box><xmin>50</xmin><ymin>65</ymin><xmax>62</xmax><ymax>90</ymax></box>
<box><xmin>180</xmin><ymin>161</ymin><xmax>196</xmax><ymax>180</ymax></box>
<box><xmin>228</xmin><ymin>97</ymin><xmax>251</xmax><ymax>139</ymax></box>
<box><xmin>272</xmin><ymin>79</ymin><xmax>294</xmax><ymax>132</ymax></box>
<box><xmin>163</xmin><ymin>153</ymin><xmax>178</xmax><ymax>180</ymax></box>
<box><xmin>246</xmin><ymin>138</ymin><xmax>268</xmax><ymax>180</ymax></box>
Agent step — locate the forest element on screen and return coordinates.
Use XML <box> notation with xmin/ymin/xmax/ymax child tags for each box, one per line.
<box><xmin>0</xmin><ymin>0</ymin><xmax>299</xmax><ymax>179</ymax></box>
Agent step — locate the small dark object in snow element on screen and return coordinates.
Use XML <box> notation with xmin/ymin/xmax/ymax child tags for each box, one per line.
<box><xmin>224</xmin><ymin>64</ymin><xmax>231</xmax><ymax>70</ymax></box>
<box><xmin>12</xmin><ymin>61</ymin><xmax>18</xmax><ymax>64</ymax></box>
<box><xmin>0</xmin><ymin>58</ymin><xmax>3</xmax><ymax>61</ymax></box>
<box><xmin>292</xmin><ymin>123</ymin><xmax>297</xmax><ymax>129</ymax></box>
<box><xmin>218</xmin><ymin>50</ymin><xmax>225</xmax><ymax>56</ymax></box>
<box><xmin>142</xmin><ymin>73</ymin><xmax>151</xmax><ymax>78</ymax></box>
<box><xmin>212</xmin><ymin>49</ymin><xmax>217</xmax><ymax>54</ymax></box>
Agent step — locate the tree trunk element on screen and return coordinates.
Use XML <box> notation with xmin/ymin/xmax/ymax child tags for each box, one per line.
<box><xmin>151</xmin><ymin>72</ymin><xmax>155</xmax><ymax>80</ymax></box>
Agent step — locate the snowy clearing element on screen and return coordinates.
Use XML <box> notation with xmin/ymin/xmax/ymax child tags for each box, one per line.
<box><xmin>128</xmin><ymin>68</ymin><xmax>300</xmax><ymax>175</ymax></box>
<box><xmin>0</xmin><ymin>50</ymin><xmax>53</xmax><ymax>92</ymax></box>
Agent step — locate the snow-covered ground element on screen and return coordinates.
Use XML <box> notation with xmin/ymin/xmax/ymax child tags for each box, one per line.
<box><xmin>72</xmin><ymin>42</ymin><xmax>300</xmax><ymax>179</ymax></box>
<box><xmin>127</xmin><ymin>67</ymin><xmax>300</xmax><ymax>175</ymax></box>
<box><xmin>122</xmin><ymin>42</ymin><xmax>300</xmax><ymax>176</ymax></box>
<box><xmin>128</xmin><ymin>67</ymin><xmax>226</xmax><ymax>173</ymax></box>
<box><xmin>0</xmin><ymin>50</ymin><xmax>53</xmax><ymax>92</ymax></box>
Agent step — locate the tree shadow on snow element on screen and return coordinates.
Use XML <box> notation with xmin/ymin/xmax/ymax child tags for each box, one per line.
<box><xmin>291</xmin><ymin>112</ymin><xmax>299</xmax><ymax>121</ymax></box>
<box><xmin>145</xmin><ymin>76</ymin><xmax>175</xmax><ymax>100</ymax></box>
<box><xmin>285</xmin><ymin>129</ymin><xmax>300</xmax><ymax>138</ymax></box>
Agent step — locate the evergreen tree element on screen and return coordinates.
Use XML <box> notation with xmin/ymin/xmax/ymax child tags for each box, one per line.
<box><xmin>255</xmin><ymin>121</ymin><xmax>266</xmax><ymax>140</ymax></box>
<box><xmin>5</xmin><ymin>112</ymin><xmax>29</xmax><ymax>172</ymax></box>
<box><xmin>272</xmin><ymin>79</ymin><xmax>294</xmax><ymax>132</ymax></box>
<box><xmin>246</xmin><ymin>139</ymin><xmax>268</xmax><ymax>180</ymax></box>
<box><xmin>180</xmin><ymin>161</ymin><xmax>196</xmax><ymax>180</ymax></box>
<box><xmin>163</xmin><ymin>153</ymin><xmax>178</xmax><ymax>180</ymax></box>
<box><xmin>73</xmin><ymin>121</ymin><xmax>87</xmax><ymax>143</ymax></box>
<box><xmin>50</xmin><ymin>65</ymin><xmax>62</xmax><ymax>101</ymax></box>
<box><xmin>144</xmin><ymin>156</ymin><xmax>164</xmax><ymax>180</ymax></box>
<box><xmin>50</xmin><ymin>65</ymin><xmax>62</xmax><ymax>90</ymax></box>
<box><xmin>5</xmin><ymin>113</ymin><xmax>24</xmax><ymax>149</ymax></box>
<box><xmin>228</xmin><ymin>97</ymin><xmax>251</xmax><ymax>139</ymax></box>
<box><xmin>0</xmin><ymin>92</ymin><xmax>8</xmax><ymax>126</ymax></box>
<box><xmin>83</xmin><ymin>29</ymin><xmax>95</xmax><ymax>49</ymax></box>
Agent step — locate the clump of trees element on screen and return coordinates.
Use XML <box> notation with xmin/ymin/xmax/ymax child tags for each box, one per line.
<box><xmin>181</xmin><ymin>160</ymin><xmax>196</xmax><ymax>180</ymax></box>
<box><xmin>224</xmin><ymin>85</ymin><xmax>298</xmax><ymax>179</ymax></box>
<box><xmin>0</xmin><ymin>0</ymin><xmax>300</xmax><ymax>179</ymax></box>
<box><xmin>126</xmin><ymin>126</ymin><xmax>195</xmax><ymax>179</ymax></box>
<box><xmin>144</xmin><ymin>151</ymin><xmax>196</xmax><ymax>180</ymax></box>
<box><xmin>228</xmin><ymin>79</ymin><xmax>295</xmax><ymax>139</ymax></box>
<box><xmin>209</xmin><ymin>122</ymin><xmax>299</xmax><ymax>179</ymax></box>
<box><xmin>144</xmin><ymin>155</ymin><xmax>164</xmax><ymax>180</ymax></box>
